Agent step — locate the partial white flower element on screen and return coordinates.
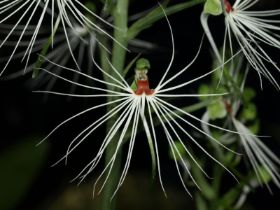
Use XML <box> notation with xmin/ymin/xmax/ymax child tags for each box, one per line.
<box><xmin>1</xmin><ymin>21</ymin><xmax>97</xmax><ymax>93</ymax></box>
<box><xmin>0</xmin><ymin>0</ymin><xmax>121</xmax><ymax>76</ymax></box>
<box><xmin>202</xmin><ymin>0</ymin><xmax>280</xmax><ymax>89</ymax></box>
<box><xmin>202</xmin><ymin>64</ymin><xmax>280</xmax><ymax>190</ymax></box>
<box><xmin>230</xmin><ymin>91</ymin><xmax>280</xmax><ymax>190</ymax></box>
<box><xmin>232</xmin><ymin>118</ymin><xmax>280</xmax><ymax>189</ymax></box>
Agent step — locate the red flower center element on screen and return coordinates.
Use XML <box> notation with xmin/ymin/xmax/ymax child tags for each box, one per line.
<box><xmin>134</xmin><ymin>80</ymin><xmax>154</xmax><ymax>95</ymax></box>
<box><xmin>224</xmin><ymin>0</ymin><xmax>233</xmax><ymax>13</ymax></box>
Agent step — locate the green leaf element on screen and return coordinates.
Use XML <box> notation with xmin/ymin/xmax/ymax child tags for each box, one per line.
<box><xmin>207</xmin><ymin>99</ymin><xmax>227</xmax><ymax>120</ymax></box>
<box><xmin>203</xmin><ymin>0</ymin><xmax>223</xmax><ymax>16</ymax></box>
<box><xmin>0</xmin><ymin>136</ymin><xmax>49</xmax><ymax>210</ymax></box>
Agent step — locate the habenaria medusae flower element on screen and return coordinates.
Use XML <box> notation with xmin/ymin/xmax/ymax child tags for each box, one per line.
<box><xmin>202</xmin><ymin>0</ymin><xmax>280</xmax><ymax>89</ymax></box>
<box><xmin>0</xmin><ymin>0</ymin><xmax>120</xmax><ymax>76</ymax></box>
<box><xmin>36</xmin><ymin>18</ymin><xmax>243</xmax><ymax>197</ymax></box>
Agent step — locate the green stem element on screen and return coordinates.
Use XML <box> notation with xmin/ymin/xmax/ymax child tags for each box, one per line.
<box><xmin>111</xmin><ymin>1</ymin><xmax>129</xmax><ymax>72</ymax></box>
<box><xmin>101</xmin><ymin>1</ymin><xmax>129</xmax><ymax>210</ymax></box>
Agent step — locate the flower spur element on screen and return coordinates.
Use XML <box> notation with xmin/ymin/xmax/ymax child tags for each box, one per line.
<box><xmin>201</xmin><ymin>0</ymin><xmax>280</xmax><ymax>89</ymax></box>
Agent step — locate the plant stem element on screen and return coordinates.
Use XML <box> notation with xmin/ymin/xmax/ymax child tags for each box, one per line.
<box><xmin>101</xmin><ymin>0</ymin><xmax>129</xmax><ymax>210</ymax></box>
<box><xmin>127</xmin><ymin>0</ymin><xmax>205</xmax><ymax>40</ymax></box>
<box><xmin>111</xmin><ymin>1</ymin><xmax>129</xmax><ymax>73</ymax></box>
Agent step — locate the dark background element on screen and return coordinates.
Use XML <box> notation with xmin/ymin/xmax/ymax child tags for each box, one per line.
<box><xmin>1</xmin><ymin>0</ymin><xmax>280</xmax><ymax>209</ymax></box>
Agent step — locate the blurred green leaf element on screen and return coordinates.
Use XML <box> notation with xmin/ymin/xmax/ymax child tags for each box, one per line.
<box><xmin>198</xmin><ymin>84</ymin><xmax>210</xmax><ymax>101</ymax></box>
<box><xmin>250</xmin><ymin>166</ymin><xmax>272</xmax><ymax>185</ymax></box>
<box><xmin>101</xmin><ymin>0</ymin><xmax>115</xmax><ymax>14</ymax></box>
<box><xmin>214</xmin><ymin>185</ymin><xmax>242</xmax><ymax>210</ymax></box>
<box><xmin>0</xmin><ymin>137</ymin><xmax>49</xmax><ymax>210</ymax></box>
<box><xmin>195</xmin><ymin>192</ymin><xmax>208</xmax><ymax>210</ymax></box>
<box><xmin>207</xmin><ymin>99</ymin><xmax>227</xmax><ymax>120</ymax></box>
<box><xmin>224</xmin><ymin>149</ymin><xmax>241</xmax><ymax>167</ymax></box>
<box><xmin>243</xmin><ymin>87</ymin><xmax>256</xmax><ymax>103</ymax></box>
<box><xmin>240</xmin><ymin>103</ymin><xmax>257</xmax><ymax>121</ymax></box>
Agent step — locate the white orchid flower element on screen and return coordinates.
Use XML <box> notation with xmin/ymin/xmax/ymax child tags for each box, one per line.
<box><xmin>35</xmin><ymin>13</ymin><xmax>245</xmax><ymax>198</ymax></box>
